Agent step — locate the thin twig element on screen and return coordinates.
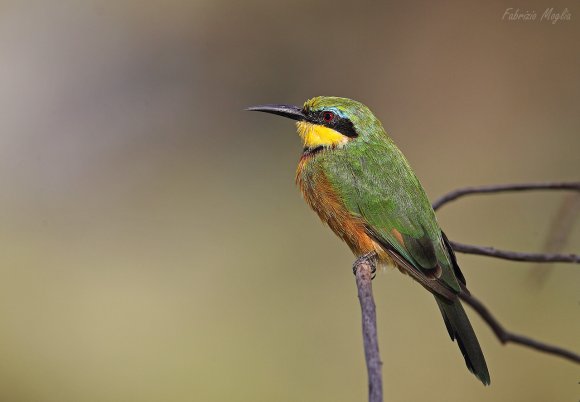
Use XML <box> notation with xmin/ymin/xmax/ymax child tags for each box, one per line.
<box><xmin>353</xmin><ymin>253</ymin><xmax>382</xmax><ymax>402</ymax></box>
<box><xmin>449</xmin><ymin>241</ymin><xmax>580</xmax><ymax>264</ymax></box>
<box><xmin>432</xmin><ymin>182</ymin><xmax>580</xmax><ymax>211</ymax></box>
<box><xmin>459</xmin><ymin>290</ymin><xmax>580</xmax><ymax>364</ymax></box>
<box><xmin>432</xmin><ymin>182</ymin><xmax>580</xmax><ymax>264</ymax></box>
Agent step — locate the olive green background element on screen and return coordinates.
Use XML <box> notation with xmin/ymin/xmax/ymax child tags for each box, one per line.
<box><xmin>0</xmin><ymin>1</ymin><xmax>578</xmax><ymax>401</ymax></box>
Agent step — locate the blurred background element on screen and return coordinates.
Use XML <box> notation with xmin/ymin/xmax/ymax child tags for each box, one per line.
<box><xmin>0</xmin><ymin>1</ymin><xmax>578</xmax><ymax>401</ymax></box>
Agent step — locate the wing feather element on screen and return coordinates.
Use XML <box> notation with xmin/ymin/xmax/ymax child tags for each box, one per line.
<box><xmin>320</xmin><ymin>142</ymin><xmax>461</xmax><ymax>296</ymax></box>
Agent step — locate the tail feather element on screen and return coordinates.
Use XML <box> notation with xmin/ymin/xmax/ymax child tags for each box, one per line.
<box><xmin>435</xmin><ymin>296</ymin><xmax>490</xmax><ymax>385</ymax></box>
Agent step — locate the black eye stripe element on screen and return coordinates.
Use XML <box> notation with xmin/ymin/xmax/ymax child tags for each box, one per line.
<box><xmin>305</xmin><ymin>110</ymin><xmax>358</xmax><ymax>138</ymax></box>
<box><xmin>332</xmin><ymin>118</ymin><xmax>358</xmax><ymax>138</ymax></box>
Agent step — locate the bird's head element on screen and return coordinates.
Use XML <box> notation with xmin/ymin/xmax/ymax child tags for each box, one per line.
<box><xmin>247</xmin><ymin>96</ymin><xmax>383</xmax><ymax>151</ymax></box>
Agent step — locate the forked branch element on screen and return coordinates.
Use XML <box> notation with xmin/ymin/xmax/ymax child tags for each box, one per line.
<box><xmin>433</xmin><ymin>182</ymin><xmax>580</xmax><ymax>264</ymax></box>
<box><xmin>353</xmin><ymin>182</ymin><xmax>580</xmax><ymax>402</ymax></box>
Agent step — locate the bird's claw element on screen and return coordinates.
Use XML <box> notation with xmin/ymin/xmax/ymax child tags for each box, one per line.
<box><xmin>352</xmin><ymin>252</ymin><xmax>377</xmax><ymax>279</ymax></box>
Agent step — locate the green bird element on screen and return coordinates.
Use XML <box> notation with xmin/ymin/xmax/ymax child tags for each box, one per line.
<box><xmin>247</xmin><ymin>96</ymin><xmax>490</xmax><ymax>385</ymax></box>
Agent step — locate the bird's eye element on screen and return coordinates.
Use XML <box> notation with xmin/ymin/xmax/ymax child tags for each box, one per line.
<box><xmin>322</xmin><ymin>111</ymin><xmax>335</xmax><ymax>122</ymax></box>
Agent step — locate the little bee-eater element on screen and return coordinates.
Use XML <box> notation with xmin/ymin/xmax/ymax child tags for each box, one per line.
<box><xmin>247</xmin><ymin>96</ymin><xmax>490</xmax><ymax>385</ymax></box>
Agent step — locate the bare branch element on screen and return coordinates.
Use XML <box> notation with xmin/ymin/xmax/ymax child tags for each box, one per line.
<box><xmin>353</xmin><ymin>253</ymin><xmax>383</xmax><ymax>402</ymax></box>
<box><xmin>432</xmin><ymin>182</ymin><xmax>580</xmax><ymax>211</ymax></box>
<box><xmin>459</xmin><ymin>290</ymin><xmax>580</xmax><ymax>364</ymax></box>
<box><xmin>433</xmin><ymin>182</ymin><xmax>580</xmax><ymax>264</ymax></box>
<box><xmin>432</xmin><ymin>181</ymin><xmax>580</xmax><ymax>363</ymax></box>
<box><xmin>449</xmin><ymin>240</ymin><xmax>580</xmax><ymax>264</ymax></box>
<box><xmin>349</xmin><ymin>182</ymin><xmax>580</xmax><ymax>400</ymax></box>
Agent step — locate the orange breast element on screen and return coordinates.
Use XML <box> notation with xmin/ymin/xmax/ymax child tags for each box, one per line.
<box><xmin>296</xmin><ymin>155</ymin><xmax>382</xmax><ymax>257</ymax></box>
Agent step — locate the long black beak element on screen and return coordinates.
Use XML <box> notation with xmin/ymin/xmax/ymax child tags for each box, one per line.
<box><xmin>245</xmin><ymin>104</ymin><xmax>305</xmax><ymax>121</ymax></box>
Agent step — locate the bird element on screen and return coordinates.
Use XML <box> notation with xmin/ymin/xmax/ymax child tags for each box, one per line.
<box><xmin>247</xmin><ymin>96</ymin><xmax>490</xmax><ymax>385</ymax></box>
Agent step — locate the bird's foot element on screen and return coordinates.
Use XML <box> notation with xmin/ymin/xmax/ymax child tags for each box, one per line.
<box><xmin>352</xmin><ymin>252</ymin><xmax>378</xmax><ymax>279</ymax></box>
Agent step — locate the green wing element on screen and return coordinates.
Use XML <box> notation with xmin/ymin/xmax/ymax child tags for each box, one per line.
<box><xmin>320</xmin><ymin>140</ymin><xmax>461</xmax><ymax>296</ymax></box>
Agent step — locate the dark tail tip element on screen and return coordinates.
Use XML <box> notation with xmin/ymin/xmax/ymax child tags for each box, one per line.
<box><xmin>436</xmin><ymin>296</ymin><xmax>490</xmax><ymax>386</ymax></box>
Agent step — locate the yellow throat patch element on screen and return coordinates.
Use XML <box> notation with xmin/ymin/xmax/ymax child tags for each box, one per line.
<box><xmin>296</xmin><ymin>121</ymin><xmax>348</xmax><ymax>149</ymax></box>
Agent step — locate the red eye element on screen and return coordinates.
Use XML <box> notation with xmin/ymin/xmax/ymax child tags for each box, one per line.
<box><xmin>322</xmin><ymin>111</ymin><xmax>335</xmax><ymax>122</ymax></box>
